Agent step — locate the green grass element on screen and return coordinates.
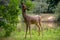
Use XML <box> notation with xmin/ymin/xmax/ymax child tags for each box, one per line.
<box><xmin>0</xmin><ymin>27</ymin><xmax>60</xmax><ymax>40</ymax></box>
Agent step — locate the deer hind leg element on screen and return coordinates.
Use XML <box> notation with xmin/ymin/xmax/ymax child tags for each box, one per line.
<box><xmin>36</xmin><ymin>23</ymin><xmax>40</xmax><ymax>36</ymax></box>
<box><xmin>39</xmin><ymin>22</ymin><xmax>42</xmax><ymax>31</ymax></box>
<box><xmin>25</xmin><ymin>23</ymin><xmax>29</xmax><ymax>39</ymax></box>
<box><xmin>39</xmin><ymin>21</ymin><xmax>43</xmax><ymax>39</ymax></box>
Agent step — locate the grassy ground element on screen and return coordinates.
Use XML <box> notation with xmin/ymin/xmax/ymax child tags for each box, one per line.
<box><xmin>11</xmin><ymin>27</ymin><xmax>60</xmax><ymax>40</ymax></box>
<box><xmin>0</xmin><ymin>27</ymin><xmax>60</xmax><ymax>40</ymax></box>
<box><xmin>0</xmin><ymin>14</ymin><xmax>60</xmax><ymax>40</ymax></box>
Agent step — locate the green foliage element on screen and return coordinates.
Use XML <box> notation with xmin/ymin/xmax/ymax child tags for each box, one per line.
<box><xmin>25</xmin><ymin>0</ymin><xmax>34</xmax><ymax>10</ymax></box>
<box><xmin>32</xmin><ymin>0</ymin><xmax>49</xmax><ymax>14</ymax></box>
<box><xmin>55</xmin><ymin>2</ymin><xmax>60</xmax><ymax>21</ymax></box>
<box><xmin>57</xmin><ymin>16</ymin><xmax>60</xmax><ymax>21</ymax></box>
<box><xmin>47</xmin><ymin>0</ymin><xmax>60</xmax><ymax>13</ymax></box>
<box><xmin>0</xmin><ymin>0</ymin><xmax>20</xmax><ymax>37</ymax></box>
<box><xmin>55</xmin><ymin>2</ymin><xmax>60</xmax><ymax>14</ymax></box>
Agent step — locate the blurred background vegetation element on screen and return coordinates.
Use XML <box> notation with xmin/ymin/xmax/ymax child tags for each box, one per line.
<box><xmin>0</xmin><ymin>0</ymin><xmax>60</xmax><ymax>40</ymax></box>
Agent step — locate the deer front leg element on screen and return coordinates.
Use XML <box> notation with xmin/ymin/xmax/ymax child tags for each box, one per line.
<box><xmin>25</xmin><ymin>23</ymin><xmax>29</xmax><ymax>39</ymax></box>
<box><xmin>29</xmin><ymin>25</ymin><xmax>31</xmax><ymax>38</ymax></box>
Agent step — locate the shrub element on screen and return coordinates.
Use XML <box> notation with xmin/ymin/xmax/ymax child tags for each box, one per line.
<box><xmin>55</xmin><ymin>2</ymin><xmax>60</xmax><ymax>21</ymax></box>
<box><xmin>0</xmin><ymin>0</ymin><xmax>20</xmax><ymax>37</ymax></box>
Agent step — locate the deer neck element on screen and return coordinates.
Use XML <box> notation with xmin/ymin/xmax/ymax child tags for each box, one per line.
<box><xmin>22</xmin><ymin>9</ymin><xmax>27</xmax><ymax>19</ymax></box>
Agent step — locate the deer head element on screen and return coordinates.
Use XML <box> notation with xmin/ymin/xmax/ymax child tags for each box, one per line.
<box><xmin>21</xmin><ymin>2</ymin><xmax>30</xmax><ymax>11</ymax></box>
<box><xmin>21</xmin><ymin>2</ymin><xmax>27</xmax><ymax>10</ymax></box>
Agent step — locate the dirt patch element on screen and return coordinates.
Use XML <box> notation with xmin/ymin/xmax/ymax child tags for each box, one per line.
<box><xmin>40</xmin><ymin>14</ymin><xmax>56</xmax><ymax>22</ymax></box>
